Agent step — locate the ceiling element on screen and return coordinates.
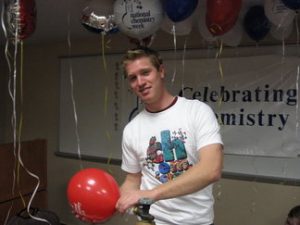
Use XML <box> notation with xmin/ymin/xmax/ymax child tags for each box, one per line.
<box><xmin>0</xmin><ymin>0</ymin><xmax>299</xmax><ymax>48</ymax></box>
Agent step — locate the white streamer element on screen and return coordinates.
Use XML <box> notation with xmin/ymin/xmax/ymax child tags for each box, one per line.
<box><xmin>1</xmin><ymin>2</ymin><xmax>16</xmax><ymax>224</ymax></box>
<box><xmin>281</xmin><ymin>34</ymin><xmax>285</xmax><ymax>58</ymax></box>
<box><xmin>296</xmin><ymin>13</ymin><xmax>299</xmax><ymax>56</ymax></box>
<box><xmin>171</xmin><ymin>24</ymin><xmax>177</xmax><ymax>84</ymax></box>
<box><xmin>17</xmin><ymin>150</ymin><xmax>51</xmax><ymax>225</ymax></box>
<box><xmin>2</xmin><ymin>1</ymin><xmax>51</xmax><ymax>224</ymax></box>
<box><xmin>181</xmin><ymin>38</ymin><xmax>187</xmax><ymax>96</ymax></box>
<box><xmin>67</xmin><ymin>10</ymin><xmax>83</xmax><ymax>168</ymax></box>
<box><xmin>296</xmin><ymin>66</ymin><xmax>299</xmax><ymax>134</ymax></box>
<box><xmin>295</xmin><ymin>13</ymin><xmax>299</xmax><ymax>135</ymax></box>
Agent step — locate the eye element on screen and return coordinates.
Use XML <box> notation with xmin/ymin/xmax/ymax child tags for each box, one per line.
<box><xmin>128</xmin><ymin>75</ymin><xmax>136</xmax><ymax>83</ymax></box>
<box><xmin>141</xmin><ymin>69</ymin><xmax>150</xmax><ymax>76</ymax></box>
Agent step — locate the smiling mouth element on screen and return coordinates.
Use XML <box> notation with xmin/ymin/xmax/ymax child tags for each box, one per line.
<box><xmin>139</xmin><ymin>87</ymin><xmax>150</xmax><ymax>94</ymax></box>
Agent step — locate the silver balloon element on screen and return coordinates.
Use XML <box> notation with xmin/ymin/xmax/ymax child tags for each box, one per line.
<box><xmin>5</xmin><ymin>0</ymin><xmax>37</xmax><ymax>41</ymax></box>
<box><xmin>81</xmin><ymin>6</ymin><xmax>118</xmax><ymax>34</ymax></box>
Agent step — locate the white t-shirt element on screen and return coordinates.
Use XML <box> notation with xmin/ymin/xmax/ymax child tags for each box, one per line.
<box><xmin>121</xmin><ymin>96</ymin><xmax>223</xmax><ymax>225</ymax></box>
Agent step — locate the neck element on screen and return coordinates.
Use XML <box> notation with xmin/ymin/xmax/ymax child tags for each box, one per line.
<box><xmin>145</xmin><ymin>91</ymin><xmax>175</xmax><ymax>113</ymax></box>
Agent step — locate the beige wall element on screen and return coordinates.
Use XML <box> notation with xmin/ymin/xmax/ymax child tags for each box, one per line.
<box><xmin>1</xmin><ymin>34</ymin><xmax>299</xmax><ymax>225</ymax></box>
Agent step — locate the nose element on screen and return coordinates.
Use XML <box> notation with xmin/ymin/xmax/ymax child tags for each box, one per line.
<box><xmin>136</xmin><ymin>75</ymin><xmax>145</xmax><ymax>87</ymax></box>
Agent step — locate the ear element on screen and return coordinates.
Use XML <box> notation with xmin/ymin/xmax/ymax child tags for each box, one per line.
<box><xmin>159</xmin><ymin>65</ymin><xmax>165</xmax><ymax>79</ymax></box>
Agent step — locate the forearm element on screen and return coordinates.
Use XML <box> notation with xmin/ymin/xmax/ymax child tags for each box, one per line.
<box><xmin>151</xmin><ymin>144</ymin><xmax>223</xmax><ymax>201</ymax></box>
<box><xmin>152</xmin><ymin>162</ymin><xmax>220</xmax><ymax>200</ymax></box>
<box><xmin>116</xmin><ymin>172</ymin><xmax>143</xmax><ymax>213</ymax></box>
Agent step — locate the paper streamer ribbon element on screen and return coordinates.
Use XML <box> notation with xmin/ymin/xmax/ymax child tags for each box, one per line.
<box><xmin>2</xmin><ymin>4</ymin><xmax>50</xmax><ymax>223</ymax></box>
<box><xmin>296</xmin><ymin>13</ymin><xmax>299</xmax><ymax>56</ymax></box>
<box><xmin>171</xmin><ymin>24</ymin><xmax>177</xmax><ymax>84</ymax></box>
<box><xmin>296</xmin><ymin>65</ymin><xmax>299</xmax><ymax>134</ymax></box>
<box><xmin>100</xmin><ymin>33</ymin><xmax>114</xmax><ymax>172</ymax></box>
<box><xmin>180</xmin><ymin>38</ymin><xmax>187</xmax><ymax>96</ymax></box>
<box><xmin>2</xmin><ymin>2</ymin><xmax>17</xmax><ymax>221</ymax></box>
<box><xmin>67</xmin><ymin>11</ymin><xmax>83</xmax><ymax>169</ymax></box>
<box><xmin>215</xmin><ymin>40</ymin><xmax>225</xmax><ymax>126</ymax></box>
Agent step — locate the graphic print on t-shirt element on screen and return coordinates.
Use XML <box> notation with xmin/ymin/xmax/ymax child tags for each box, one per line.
<box><xmin>143</xmin><ymin>129</ymin><xmax>193</xmax><ymax>183</ymax></box>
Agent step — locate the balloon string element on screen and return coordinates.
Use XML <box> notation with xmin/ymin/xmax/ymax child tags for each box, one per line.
<box><xmin>102</xmin><ymin>33</ymin><xmax>109</xmax><ymax>116</ymax></box>
<box><xmin>12</xmin><ymin>8</ymin><xmax>18</xmax><ymax>163</ymax></box>
<box><xmin>181</xmin><ymin>37</ymin><xmax>187</xmax><ymax>97</ymax></box>
<box><xmin>105</xmin><ymin>130</ymin><xmax>114</xmax><ymax>174</ymax></box>
<box><xmin>10</xmin><ymin>14</ymin><xmax>19</xmax><ymax>215</ymax></box>
<box><xmin>17</xmin><ymin>40</ymin><xmax>26</xmax><ymax>208</ymax></box>
<box><xmin>1</xmin><ymin>1</ymin><xmax>12</xmax><ymax>74</ymax></box>
<box><xmin>16</xmin><ymin>39</ymin><xmax>51</xmax><ymax>225</ymax></box>
<box><xmin>9</xmin><ymin>12</ymin><xmax>50</xmax><ymax>224</ymax></box>
<box><xmin>295</xmin><ymin>13</ymin><xmax>299</xmax><ymax>56</ymax></box>
<box><xmin>215</xmin><ymin>183</ymin><xmax>222</xmax><ymax>201</ymax></box>
<box><xmin>216</xmin><ymin>40</ymin><xmax>224</xmax><ymax>107</ymax></box>
<box><xmin>1</xmin><ymin>3</ymin><xmax>47</xmax><ymax>224</ymax></box>
<box><xmin>2</xmin><ymin>2</ymin><xmax>16</xmax><ymax>224</ymax></box>
<box><xmin>146</xmin><ymin>34</ymin><xmax>155</xmax><ymax>47</ymax></box>
<box><xmin>296</xmin><ymin>66</ymin><xmax>299</xmax><ymax>135</ymax></box>
<box><xmin>171</xmin><ymin>24</ymin><xmax>177</xmax><ymax>84</ymax></box>
<box><xmin>281</xmin><ymin>32</ymin><xmax>286</xmax><ymax>58</ymax></box>
<box><xmin>67</xmin><ymin>10</ymin><xmax>83</xmax><ymax>169</ymax></box>
<box><xmin>101</xmin><ymin>33</ymin><xmax>108</xmax><ymax>74</ymax></box>
<box><xmin>215</xmin><ymin>40</ymin><xmax>224</xmax><ymax>126</ymax></box>
<box><xmin>294</xmin><ymin>12</ymin><xmax>300</xmax><ymax>136</ymax></box>
<box><xmin>101</xmin><ymin>33</ymin><xmax>113</xmax><ymax>172</ymax></box>
<box><xmin>17</xmin><ymin>145</ymin><xmax>51</xmax><ymax>223</ymax></box>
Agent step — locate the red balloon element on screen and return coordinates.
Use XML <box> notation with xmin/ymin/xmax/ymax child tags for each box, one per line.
<box><xmin>206</xmin><ymin>0</ymin><xmax>242</xmax><ymax>36</ymax></box>
<box><xmin>67</xmin><ymin>168</ymin><xmax>120</xmax><ymax>223</ymax></box>
<box><xmin>5</xmin><ymin>0</ymin><xmax>37</xmax><ymax>40</ymax></box>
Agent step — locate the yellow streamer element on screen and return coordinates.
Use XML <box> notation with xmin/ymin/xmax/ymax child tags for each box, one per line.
<box><xmin>102</xmin><ymin>33</ymin><xmax>109</xmax><ymax>116</ymax></box>
<box><xmin>105</xmin><ymin>110</ymin><xmax>113</xmax><ymax>174</ymax></box>
<box><xmin>101</xmin><ymin>33</ymin><xmax>107</xmax><ymax>73</ymax></box>
<box><xmin>101</xmin><ymin>33</ymin><xmax>114</xmax><ymax>172</ymax></box>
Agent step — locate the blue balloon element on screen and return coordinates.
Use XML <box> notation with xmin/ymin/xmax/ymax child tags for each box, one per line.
<box><xmin>281</xmin><ymin>0</ymin><xmax>300</xmax><ymax>10</ymax></box>
<box><xmin>163</xmin><ymin>0</ymin><xmax>198</xmax><ymax>22</ymax></box>
<box><xmin>243</xmin><ymin>5</ymin><xmax>271</xmax><ymax>42</ymax></box>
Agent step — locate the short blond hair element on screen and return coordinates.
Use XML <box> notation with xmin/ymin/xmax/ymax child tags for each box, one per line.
<box><xmin>122</xmin><ymin>47</ymin><xmax>163</xmax><ymax>76</ymax></box>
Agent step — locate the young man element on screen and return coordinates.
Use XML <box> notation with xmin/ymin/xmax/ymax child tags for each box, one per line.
<box><xmin>285</xmin><ymin>205</ymin><xmax>300</xmax><ymax>225</ymax></box>
<box><xmin>116</xmin><ymin>47</ymin><xmax>223</xmax><ymax>225</ymax></box>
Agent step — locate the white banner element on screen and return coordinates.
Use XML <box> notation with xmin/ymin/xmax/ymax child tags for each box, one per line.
<box><xmin>60</xmin><ymin>54</ymin><xmax>300</xmax><ymax>160</ymax></box>
<box><xmin>163</xmin><ymin>55</ymin><xmax>300</xmax><ymax>157</ymax></box>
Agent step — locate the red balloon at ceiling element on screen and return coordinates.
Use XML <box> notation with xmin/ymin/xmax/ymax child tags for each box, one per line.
<box><xmin>206</xmin><ymin>0</ymin><xmax>242</xmax><ymax>36</ymax></box>
<box><xmin>5</xmin><ymin>0</ymin><xmax>37</xmax><ymax>41</ymax></box>
<box><xmin>67</xmin><ymin>168</ymin><xmax>120</xmax><ymax>223</ymax></box>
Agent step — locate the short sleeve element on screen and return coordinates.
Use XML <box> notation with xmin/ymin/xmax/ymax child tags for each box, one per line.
<box><xmin>191</xmin><ymin>102</ymin><xmax>223</xmax><ymax>150</ymax></box>
<box><xmin>121</xmin><ymin>125</ymin><xmax>142</xmax><ymax>173</ymax></box>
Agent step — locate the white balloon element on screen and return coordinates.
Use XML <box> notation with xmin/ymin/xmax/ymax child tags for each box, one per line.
<box><xmin>270</xmin><ymin>22</ymin><xmax>293</xmax><ymax>40</ymax></box>
<box><xmin>113</xmin><ymin>0</ymin><xmax>164</xmax><ymax>40</ymax></box>
<box><xmin>160</xmin><ymin>14</ymin><xmax>193</xmax><ymax>36</ymax></box>
<box><xmin>264</xmin><ymin>0</ymin><xmax>296</xmax><ymax>28</ymax></box>
<box><xmin>196</xmin><ymin>1</ymin><xmax>216</xmax><ymax>42</ymax></box>
<box><xmin>220</xmin><ymin>20</ymin><xmax>243</xmax><ymax>47</ymax></box>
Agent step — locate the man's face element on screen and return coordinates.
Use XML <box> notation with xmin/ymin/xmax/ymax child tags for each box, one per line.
<box><xmin>125</xmin><ymin>56</ymin><xmax>165</xmax><ymax>105</ymax></box>
<box><xmin>285</xmin><ymin>217</ymin><xmax>300</xmax><ymax>225</ymax></box>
